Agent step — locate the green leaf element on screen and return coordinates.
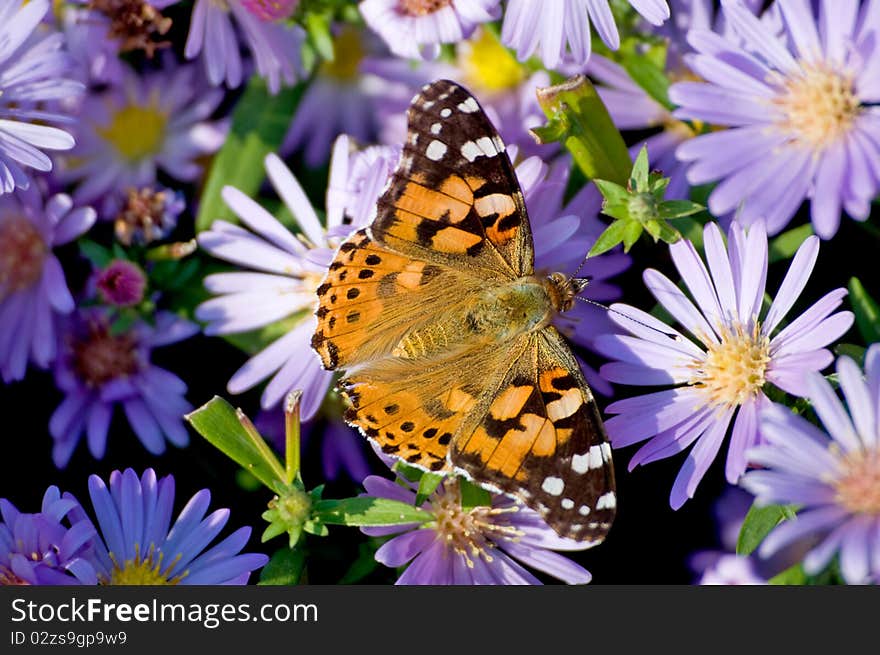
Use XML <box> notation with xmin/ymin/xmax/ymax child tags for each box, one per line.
<box><xmin>737</xmin><ymin>502</ymin><xmax>797</xmax><ymax>556</ymax></box>
<box><xmin>195</xmin><ymin>77</ymin><xmax>304</xmax><ymax>232</ymax></box>
<box><xmin>848</xmin><ymin>277</ymin><xmax>880</xmax><ymax>344</ymax></box>
<box><xmin>834</xmin><ymin>343</ymin><xmax>867</xmax><ymax>365</ymax></box>
<box><xmin>769</xmin><ymin>563</ymin><xmax>807</xmax><ymax>586</ymax></box>
<box><xmin>415</xmin><ymin>473</ymin><xmax>444</xmax><ymax>506</ymax></box>
<box><xmin>534</xmin><ymin>75</ymin><xmax>632</xmax><ymax>186</ymax></box>
<box><xmin>393</xmin><ymin>462</ymin><xmax>424</xmax><ymax>484</ymax></box>
<box><xmin>78</xmin><ymin>239</ymin><xmax>112</xmax><ymax>268</ymax></box>
<box><xmin>768</xmin><ymin>224</ymin><xmax>813</xmax><ymax>264</ymax></box>
<box><xmin>185</xmin><ymin>396</ymin><xmax>286</xmax><ymax>492</ymax></box>
<box><xmin>621</xmin><ymin>219</ymin><xmax>643</xmax><ymax>251</ymax></box>
<box><xmin>338</xmin><ymin>541</ymin><xmax>381</xmax><ymax>585</ymax></box>
<box><xmin>304</xmin><ymin>12</ymin><xmax>334</xmax><ymax>62</ymax></box>
<box><xmin>258</xmin><ymin>547</ymin><xmax>307</xmax><ymax>586</ymax></box>
<box><xmin>312</xmin><ymin>497</ymin><xmax>433</xmax><ymax>526</ymax></box>
<box><xmin>629</xmin><ymin>146</ymin><xmax>649</xmax><ymax>191</ymax></box>
<box><xmin>643</xmin><ymin>219</ymin><xmax>681</xmax><ymax>245</ymax></box>
<box><xmin>657</xmin><ymin>200</ymin><xmax>705</xmax><ymax>220</ymax></box>
<box><xmin>459</xmin><ymin>479</ymin><xmax>491</xmax><ymax>511</ymax></box>
<box><xmin>617</xmin><ymin>43</ymin><xmax>673</xmax><ymax>110</ymax></box>
<box><xmin>676</xmin><ymin>216</ymin><xmax>706</xmax><ymax>251</ymax></box>
<box><xmin>593</xmin><ymin>178</ymin><xmax>630</xmax><ymax>205</ymax></box>
<box><xmin>588</xmin><ymin>219</ymin><xmax>631</xmax><ymax>257</ymax></box>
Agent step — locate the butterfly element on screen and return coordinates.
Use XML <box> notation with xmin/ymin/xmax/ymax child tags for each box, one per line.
<box><xmin>311</xmin><ymin>79</ymin><xmax>616</xmax><ymax>543</ymax></box>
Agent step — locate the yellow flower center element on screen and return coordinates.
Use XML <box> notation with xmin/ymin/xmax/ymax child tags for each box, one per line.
<box><xmin>98</xmin><ymin>102</ymin><xmax>168</xmax><ymax>162</ymax></box>
<box><xmin>834</xmin><ymin>449</ymin><xmax>880</xmax><ymax>515</ymax></box>
<box><xmin>398</xmin><ymin>0</ymin><xmax>452</xmax><ymax>16</ymax></box>
<box><xmin>689</xmin><ymin>322</ymin><xmax>771</xmax><ymax>410</ymax></box>
<box><xmin>320</xmin><ymin>25</ymin><xmax>365</xmax><ymax>82</ymax></box>
<box><xmin>104</xmin><ymin>545</ymin><xmax>184</xmax><ymax>585</ymax></box>
<box><xmin>0</xmin><ymin>216</ymin><xmax>47</xmax><ymax>299</ymax></box>
<box><xmin>71</xmin><ymin>322</ymin><xmax>141</xmax><ymax>388</ymax></box>
<box><xmin>773</xmin><ymin>61</ymin><xmax>861</xmax><ymax>149</ymax></box>
<box><xmin>458</xmin><ymin>28</ymin><xmax>525</xmax><ymax>93</ymax></box>
<box><xmin>429</xmin><ymin>479</ymin><xmax>521</xmax><ymax>567</ymax></box>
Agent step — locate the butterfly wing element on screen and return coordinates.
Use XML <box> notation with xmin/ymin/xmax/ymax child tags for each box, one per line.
<box><xmin>312</xmin><ymin>228</ymin><xmax>483</xmax><ymax>369</ymax></box>
<box><xmin>313</xmin><ymin>79</ymin><xmax>534</xmax><ymax>370</ymax></box>
<box><xmin>339</xmin><ymin>344</ymin><xmax>526</xmax><ymax>473</ymax></box>
<box><xmin>371</xmin><ymin>79</ymin><xmax>534</xmax><ymax>279</ymax></box>
<box><xmin>450</xmin><ymin>327</ymin><xmax>616</xmax><ymax>544</ymax></box>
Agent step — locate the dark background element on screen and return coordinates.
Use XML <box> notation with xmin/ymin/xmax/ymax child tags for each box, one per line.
<box><xmin>3</xmin><ymin>199</ymin><xmax>873</xmax><ymax>584</ymax></box>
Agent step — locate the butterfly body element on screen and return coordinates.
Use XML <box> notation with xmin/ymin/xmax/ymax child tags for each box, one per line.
<box><xmin>312</xmin><ymin>80</ymin><xmax>616</xmax><ymax>543</ymax></box>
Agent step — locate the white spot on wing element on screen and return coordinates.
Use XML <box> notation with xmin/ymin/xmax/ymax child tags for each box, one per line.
<box><xmin>572</xmin><ymin>453</ymin><xmax>590</xmax><ymax>474</ymax></box>
<box><xmin>541</xmin><ymin>476</ymin><xmax>564</xmax><ymax>496</ymax></box>
<box><xmin>588</xmin><ymin>444</ymin><xmax>604</xmax><ymax>470</ymax></box>
<box><xmin>475</xmin><ymin>136</ymin><xmax>498</xmax><ymax>157</ymax></box>
<box><xmin>458</xmin><ymin>96</ymin><xmax>479</xmax><ymax>113</ymax></box>
<box><xmin>426</xmin><ymin>140</ymin><xmax>447</xmax><ymax>161</ymax></box>
<box><xmin>440</xmin><ymin>108</ymin><xmax>452</xmax><ymax>118</ymax></box>
<box><xmin>596</xmin><ymin>492</ymin><xmax>616</xmax><ymax>510</ymax></box>
<box><xmin>561</xmin><ymin>498</ymin><xmax>574</xmax><ymax>510</ymax></box>
<box><xmin>578</xmin><ymin>505</ymin><xmax>591</xmax><ymax>516</ymax></box>
<box><xmin>430</xmin><ymin>122</ymin><xmax>442</xmax><ymax>135</ymax></box>
<box><xmin>460</xmin><ymin>140</ymin><xmax>482</xmax><ymax>162</ymax></box>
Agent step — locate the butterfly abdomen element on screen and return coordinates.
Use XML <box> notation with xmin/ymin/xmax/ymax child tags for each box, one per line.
<box><xmin>392</xmin><ymin>277</ymin><xmax>554</xmax><ymax>360</ymax></box>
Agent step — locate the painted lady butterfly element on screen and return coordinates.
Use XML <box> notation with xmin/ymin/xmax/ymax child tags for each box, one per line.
<box><xmin>311</xmin><ymin>80</ymin><xmax>616</xmax><ymax>543</ymax></box>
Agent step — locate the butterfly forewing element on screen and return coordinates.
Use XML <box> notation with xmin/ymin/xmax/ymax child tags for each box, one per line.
<box><xmin>372</xmin><ymin>79</ymin><xmax>533</xmax><ymax>279</ymax></box>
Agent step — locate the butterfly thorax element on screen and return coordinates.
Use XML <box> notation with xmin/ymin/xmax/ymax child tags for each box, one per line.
<box><xmin>392</xmin><ymin>274</ymin><xmax>580</xmax><ymax>360</ymax></box>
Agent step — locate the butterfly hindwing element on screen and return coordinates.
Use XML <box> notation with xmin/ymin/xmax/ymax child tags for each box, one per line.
<box><xmin>339</xmin><ymin>346</ymin><xmax>521</xmax><ymax>473</ymax></box>
<box><xmin>450</xmin><ymin>327</ymin><xmax>616</xmax><ymax>543</ymax></box>
<box><xmin>372</xmin><ymin>79</ymin><xmax>534</xmax><ymax>279</ymax></box>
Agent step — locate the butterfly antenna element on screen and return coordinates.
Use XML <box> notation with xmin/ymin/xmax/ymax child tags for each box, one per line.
<box><xmin>574</xmin><ymin>296</ymin><xmax>680</xmax><ymax>340</ymax></box>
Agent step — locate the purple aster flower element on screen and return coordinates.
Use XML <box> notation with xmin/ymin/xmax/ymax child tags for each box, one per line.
<box><xmin>67</xmin><ymin>468</ymin><xmax>268</xmax><ymax>584</ymax></box>
<box><xmin>362</xmin><ymin>474</ymin><xmax>593</xmax><ymax>584</ymax></box>
<box><xmin>58</xmin><ymin>5</ymin><xmax>125</xmax><ymax>86</ymax></box>
<box><xmin>50</xmin><ymin>309</ymin><xmax>198</xmax><ymax>468</ymax></box>
<box><xmin>284</xmin><ymin>26</ymin><xmax>418</xmax><ymax>166</ymax></box>
<box><xmin>741</xmin><ymin>345</ymin><xmax>880</xmax><ymax>584</ymax></box>
<box><xmin>359</xmin><ymin>0</ymin><xmax>501</xmax><ymax>60</ymax></box>
<box><xmin>0</xmin><ymin>486</ymin><xmax>98</xmax><ymax>585</ymax></box>
<box><xmin>0</xmin><ymin>185</ymin><xmax>96</xmax><ymax>382</ymax></box>
<box><xmin>596</xmin><ymin>220</ymin><xmax>854</xmax><ymax>508</ymax></box>
<box><xmin>59</xmin><ymin>62</ymin><xmax>225</xmax><ymax>217</ymax></box>
<box><xmin>368</xmin><ymin>28</ymin><xmax>552</xmax><ymax>158</ymax></box>
<box><xmin>183</xmin><ymin>0</ymin><xmax>304</xmax><ymax>94</ymax></box>
<box><xmin>670</xmin><ymin>0</ymin><xmax>880</xmax><ymax>237</ymax></box>
<box><xmin>451</xmin><ymin>29</ymin><xmax>558</xmax><ymax>158</ymax></box>
<box><xmin>0</xmin><ymin>0</ymin><xmax>83</xmax><ymax>194</ymax></box>
<box><xmin>501</xmin><ymin>0</ymin><xmax>670</xmax><ymax>70</ymax></box>
<box><xmin>197</xmin><ymin>140</ymin><xmax>397</xmax><ymax>419</ymax></box>
<box><xmin>588</xmin><ymin>0</ymin><xmax>770</xmax><ymax>200</ymax></box>
<box><xmin>697</xmin><ymin>554</ymin><xmax>766</xmax><ymax>585</ymax></box>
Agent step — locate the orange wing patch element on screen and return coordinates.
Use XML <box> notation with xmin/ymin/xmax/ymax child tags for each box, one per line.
<box><xmin>342</xmin><ymin>375</ymin><xmax>481</xmax><ymax>472</ymax></box>
<box><xmin>450</xmin><ymin>329</ymin><xmax>615</xmax><ymax>543</ymax></box>
<box><xmin>312</xmin><ymin>229</ymin><xmax>449</xmax><ymax>369</ymax></box>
